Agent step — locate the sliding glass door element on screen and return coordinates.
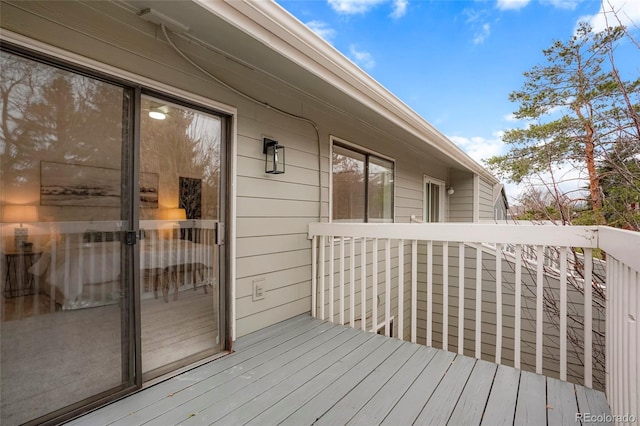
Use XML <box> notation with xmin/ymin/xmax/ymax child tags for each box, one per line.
<box><xmin>138</xmin><ymin>95</ymin><xmax>223</xmax><ymax>380</ymax></box>
<box><xmin>0</xmin><ymin>48</ymin><xmax>226</xmax><ymax>424</ymax></box>
<box><xmin>0</xmin><ymin>49</ymin><xmax>135</xmax><ymax>425</ymax></box>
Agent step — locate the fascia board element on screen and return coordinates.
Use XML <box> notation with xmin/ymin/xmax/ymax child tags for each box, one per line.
<box><xmin>194</xmin><ymin>0</ymin><xmax>498</xmax><ymax>184</ymax></box>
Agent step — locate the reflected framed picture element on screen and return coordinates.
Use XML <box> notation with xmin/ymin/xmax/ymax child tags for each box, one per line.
<box><xmin>41</xmin><ymin>161</ymin><xmax>120</xmax><ymax>207</ymax></box>
<box><xmin>40</xmin><ymin>161</ymin><xmax>159</xmax><ymax>208</ymax></box>
<box><xmin>139</xmin><ymin>172</ymin><xmax>159</xmax><ymax>208</ymax></box>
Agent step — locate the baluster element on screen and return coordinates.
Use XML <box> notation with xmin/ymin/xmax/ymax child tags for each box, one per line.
<box><xmin>311</xmin><ymin>235</ymin><xmax>317</xmax><ymax>318</ymax></box>
<box><xmin>427</xmin><ymin>240</ymin><xmax>433</xmax><ymax>346</ymax></box>
<box><xmin>495</xmin><ymin>243</ymin><xmax>502</xmax><ymax>364</ymax></box>
<box><xmin>458</xmin><ymin>243</ymin><xmax>465</xmax><ymax>355</ymax></box>
<box><xmin>535</xmin><ymin>245</ymin><xmax>544</xmax><ymax>374</ymax></box>
<box><xmin>515</xmin><ymin>244</ymin><xmax>522</xmax><ymax>369</ymax></box>
<box><xmin>397</xmin><ymin>239</ymin><xmax>404</xmax><ymax>341</ymax></box>
<box><xmin>559</xmin><ymin>246</ymin><xmax>568</xmax><ymax>381</ymax></box>
<box><xmin>411</xmin><ymin>240</ymin><xmax>417</xmax><ymax>343</ymax></box>
<box><xmin>475</xmin><ymin>244</ymin><xmax>482</xmax><ymax>359</ymax></box>
<box><xmin>583</xmin><ymin>247</ymin><xmax>593</xmax><ymax>388</ymax></box>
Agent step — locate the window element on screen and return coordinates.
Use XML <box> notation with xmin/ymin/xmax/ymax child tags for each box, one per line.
<box><xmin>332</xmin><ymin>141</ymin><xmax>394</xmax><ymax>223</ymax></box>
<box><xmin>424</xmin><ymin>176</ymin><xmax>445</xmax><ymax>222</ymax></box>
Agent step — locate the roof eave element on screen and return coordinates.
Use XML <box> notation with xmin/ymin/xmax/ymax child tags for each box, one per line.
<box><xmin>194</xmin><ymin>0</ymin><xmax>498</xmax><ymax>184</ymax></box>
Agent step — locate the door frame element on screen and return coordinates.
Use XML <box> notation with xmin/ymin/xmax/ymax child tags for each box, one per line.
<box><xmin>0</xmin><ymin>32</ymin><xmax>236</xmax><ymax>425</ymax></box>
<box><xmin>136</xmin><ymin>89</ymin><xmax>231</xmax><ymax>383</ymax></box>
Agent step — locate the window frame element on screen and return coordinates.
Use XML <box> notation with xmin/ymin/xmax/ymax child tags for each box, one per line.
<box><xmin>329</xmin><ymin>136</ymin><xmax>395</xmax><ymax>223</ymax></box>
<box><xmin>423</xmin><ymin>175</ymin><xmax>446</xmax><ymax>223</ymax></box>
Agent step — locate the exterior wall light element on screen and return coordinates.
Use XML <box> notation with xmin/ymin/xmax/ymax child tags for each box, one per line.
<box><xmin>447</xmin><ymin>187</ymin><xmax>455</xmax><ymax>195</ymax></box>
<box><xmin>263</xmin><ymin>138</ymin><xmax>285</xmax><ymax>174</ymax></box>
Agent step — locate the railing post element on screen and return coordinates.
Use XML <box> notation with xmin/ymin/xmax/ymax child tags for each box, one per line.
<box><xmin>361</xmin><ymin>237</ymin><xmax>367</xmax><ymax>332</ymax></box>
<box><xmin>411</xmin><ymin>239</ymin><xmax>417</xmax><ymax>343</ymax></box>
<box><xmin>319</xmin><ymin>235</ymin><xmax>325</xmax><ymax>321</ymax></box>
<box><xmin>514</xmin><ymin>244</ymin><xmax>522</xmax><ymax>369</ymax></box>
<box><xmin>495</xmin><ymin>243</ymin><xmax>502</xmax><ymax>365</ymax></box>
<box><xmin>339</xmin><ymin>237</ymin><xmax>345</xmax><ymax>325</ymax></box>
<box><xmin>458</xmin><ymin>243</ymin><xmax>464</xmax><ymax>355</ymax></box>
<box><xmin>311</xmin><ymin>235</ymin><xmax>317</xmax><ymax>318</ymax></box>
<box><xmin>329</xmin><ymin>236</ymin><xmax>334</xmax><ymax>322</ymax></box>
<box><xmin>427</xmin><ymin>240</ymin><xmax>433</xmax><ymax>347</ymax></box>
<box><xmin>535</xmin><ymin>245</ymin><xmax>544</xmax><ymax>375</ymax></box>
<box><xmin>583</xmin><ymin>248</ymin><xmax>592</xmax><ymax>388</ymax></box>
<box><xmin>559</xmin><ymin>246</ymin><xmax>568</xmax><ymax>381</ymax></box>
<box><xmin>398</xmin><ymin>239</ymin><xmax>404</xmax><ymax>341</ymax></box>
<box><xmin>443</xmin><ymin>241</ymin><xmax>449</xmax><ymax>351</ymax></box>
<box><xmin>385</xmin><ymin>239</ymin><xmax>391</xmax><ymax>337</ymax></box>
<box><xmin>475</xmin><ymin>244</ymin><xmax>482</xmax><ymax>359</ymax></box>
<box><xmin>350</xmin><ymin>237</ymin><xmax>356</xmax><ymax>328</ymax></box>
<box><xmin>372</xmin><ymin>238</ymin><xmax>378</xmax><ymax>333</ymax></box>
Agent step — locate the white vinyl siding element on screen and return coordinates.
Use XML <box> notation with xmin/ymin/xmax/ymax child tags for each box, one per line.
<box><xmin>448</xmin><ymin>170</ymin><xmax>474</xmax><ymax>222</ymax></box>
<box><xmin>1</xmin><ymin>1</ymin><xmax>489</xmax><ymax>341</ymax></box>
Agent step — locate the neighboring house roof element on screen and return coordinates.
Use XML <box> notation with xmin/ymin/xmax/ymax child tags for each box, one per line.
<box><xmin>493</xmin><ymin>183</ymin><xmax>510</xmax><ymax>209</ymax></box>
<box><xmin>125</xmin><ymin>0</ymin><xmax>499</xmax><ymax>183</ymax></box>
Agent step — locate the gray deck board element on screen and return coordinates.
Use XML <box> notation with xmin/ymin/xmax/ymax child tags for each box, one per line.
<box><xmin>576</xmin><ymin>385</ymin><xmax>613</xmax><ymax>425</ymax></box>
<box><xmin>279</xmin><ymin>336</ymin><xmax>404</xmax><ymax>426</ymax></box>
<box><xmin>114</xmin><ymin>321</ymin><xmax>339</xmax><ymax>425</ymax></box>
<box><xmin>178</xmin><ymin>325</ymin><xmax>358</xmax><ymax>424</ymax></box>
<box><xmin>69</xmin><ymin>316</ymin><xmax>326</xmax><ymax>425</ymax></box>
<box><xmin>245</xmin><ymin>332</ymin><xmax>386</xmax><ymax>425</ymax></box>
<box><xmin>515</xmin><ymin>370</ymin><xmax>548</xmax><ymax>425</ymax></box>
<box><xmin>481</xmin><ymin>364</ymin><xmax>521</xmax><ymax>425</ymax></box>
<box><xmin>413</xmin><ymin>355</ymin><xmax>477</xmax><ymax>425</ymax></box>
<box><xmin>380</xmin><ymin>349</ymin><xmax>457</xmax><ymax>425</ymax></box>
<box><xmin>69</xmin><ymin>315</ymin><xmax>611</xmax><ymax>426</ymax></box>
<box><xmin>315</xmin><ymin>341</ymin><xmax>420</xmax><ymax>425</ymax></box>
<box><xmin>448</xmin><ymin>359</ymin><xmax>498</xmax><ymax>425</ymax></box>
<box><xmin>214</xmin><ymin>328</ymin><xmax>372</xmax><ymax>425</ymax></box>
<box><xmin>547</xmin><ymin>377</ymin><xmax>579</xmax><ymax>425</ymax></box>
<box><xmin>346</xmin><ymin>346</ymin><xmax>438</xmax><ymax>425</ymax></box>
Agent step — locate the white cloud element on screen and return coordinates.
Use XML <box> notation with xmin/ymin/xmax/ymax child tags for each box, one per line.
<box><xmin>504</xmin><ymin>113</ymin><xmax>518</xmax><ymax>121</ymax></box>
<box><xmin>496</xmin><ymin>0</ymin><xmax>530</xmax><ymax>11</ymax></box>
<box><xmin>473</xmin><ymin>23</ymin><xmax>491</xmax><ymax>44</ymax></box>
<box><xmin>540</xmin><ymin>0</ymin><xmax>581</xmax><ymax>10</ymax></box>
<box><xmin>579</xmin><ymin>0</ymin><xmax>640</xmax><ymax>32</ymax></box>
<box><xmin>306</xmin><ymin>20</ymin><xmax>337</xmax><ymax>42</ymax></box>
<box><xmin>327</xmin><ymin>0</ymin><xmax>408</xmax><ymax>18</ymax></box>
<box><xmin>448</xmin><ymin>132</ymin><xmax>505</xmax><ymax>165</ymax></box>
<box><xmin>390</xmin><ymin>0</ymin><xmax>408</xmax><ymax>18</ymax></box>
<box><xmin>349</xmin><ymin>45</ymin><xmax>376</xmax><ymax>69</ymax></box>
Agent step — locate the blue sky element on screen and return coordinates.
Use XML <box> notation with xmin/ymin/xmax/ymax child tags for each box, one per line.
<box><xmin>276</xmin><ymin>0</ymin><xmax>640</xmax><ymax>199</ymax></box>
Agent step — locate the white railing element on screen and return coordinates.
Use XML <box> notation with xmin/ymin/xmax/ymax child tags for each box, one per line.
<box><xmin>309</xmin><ymin>222</ymin><xmax>639</xmax><ymax>418</ymax></box>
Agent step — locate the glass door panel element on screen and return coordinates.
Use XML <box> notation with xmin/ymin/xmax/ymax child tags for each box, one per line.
<box><xmin>0</xmin><ymin>50</ymin><xmax>133</xmax><ymax>425</ymax></box>
<box><xmin>139</xmin><ymin>96</ymin><xmax>222</xmax><ymax>379</ymax></box>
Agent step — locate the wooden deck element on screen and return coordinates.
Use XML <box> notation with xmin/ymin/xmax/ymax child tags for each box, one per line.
<box><xmin>68</xmin><ymin>314</ymin><xmax>611</xmax><ymax>425</ymax></box>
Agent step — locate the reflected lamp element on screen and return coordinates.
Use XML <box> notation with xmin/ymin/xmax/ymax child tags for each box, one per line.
<box><xmin>2</xmin><ymin>205</ymin><xmax>38</xmax><ymax>249</ymax></box>
<box><xmin>263</xmin><ymin>138</ymin><xmax>285</xmax><ymax>174</ymax></box>
<box><xmin>165</xmin><ymin>208</ymin><xmax>187</xmax><ymax>221</ymax></box>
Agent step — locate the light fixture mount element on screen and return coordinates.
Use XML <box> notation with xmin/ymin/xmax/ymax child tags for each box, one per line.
<box><xmin>263</xmin><ymin>138</ymin><xmax>285</xmax><ymax>174</ymax></box>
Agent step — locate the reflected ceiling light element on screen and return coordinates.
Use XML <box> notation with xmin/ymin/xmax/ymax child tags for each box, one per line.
<box><xmin>149</xmin><ymin>107</ymin><xmax>167</xmax><ymax>120</ymax></box>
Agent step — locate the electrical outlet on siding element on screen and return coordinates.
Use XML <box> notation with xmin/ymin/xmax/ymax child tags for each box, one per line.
<box><xmin>252</xmin><ymin>278</ymin><xmax>266</xmax><ymax>302</ymax></box>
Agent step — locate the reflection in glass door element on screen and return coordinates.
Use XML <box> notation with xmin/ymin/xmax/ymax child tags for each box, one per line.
<box><xmin>0</xmin><ymin>49</ymin><xmax>134</xmax><ymax>425</ymax></box>
<box><xmin>139</xmin><ymin>96</ymin><xmax>223</xmax><ymax>379</ymax></box>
